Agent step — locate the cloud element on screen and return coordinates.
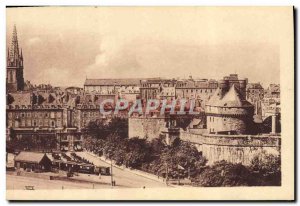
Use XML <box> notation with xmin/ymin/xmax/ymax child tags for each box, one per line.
<box><xmin>85</xmin><ymin>34</ymin><xmax>139</xmax><ymax>78</ymax></box>
<box><xmin>34</xmin><ymin>67</ymin><xmax>82</xmax><ymax>87</ymax></box>
<box><xmin>85</xmin><ymin>37</ymin><xmax>279</xmax><ymax>84</ymax></box>
<box><xmin>26</xmin><ymin>37</ymin><xmax>42</xmax><ymax>46</ymax></box>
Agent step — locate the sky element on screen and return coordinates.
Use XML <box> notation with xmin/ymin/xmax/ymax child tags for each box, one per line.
<box><xmin>6</xmin><ymin>7</ymin><xmax>284</xmax><ymax>87</ymax></box>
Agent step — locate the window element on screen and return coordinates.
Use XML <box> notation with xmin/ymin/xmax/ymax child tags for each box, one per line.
<box><xmin>57</xmin><ymin>119</ymin><xmax>61</xmax><ymax>127</ymax></box>
<box><xmin>9</xmin><ymin>71</ymin><xmax>13</xmax><ymax>82</ymax></box>
<box><xmin>26</xmin><ymin>119</ymin><xmax>31</xmax><ymax>127</ymax></box>
<box><xmin>44</xmin><ymin>119</ymin><xmax>49</xmax><ymax>126</ymax></box>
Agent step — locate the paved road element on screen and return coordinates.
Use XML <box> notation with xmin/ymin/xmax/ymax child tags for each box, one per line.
<box><xmin>76</xmin><ymin>152</ymin><xmax>168</xmax><ymax>188</ymax></box>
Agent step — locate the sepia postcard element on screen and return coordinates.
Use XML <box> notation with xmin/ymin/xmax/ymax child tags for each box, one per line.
<box><xmin>5</xmin><ymin>6</ymin><xmax>294</xmax><ymax>201</ymax></box>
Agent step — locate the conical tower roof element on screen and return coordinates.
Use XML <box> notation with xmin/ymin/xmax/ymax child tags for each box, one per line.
<box><xmin>218</xmin><ymin>85</ymin><xmax>253</xmax><ymax>107</ymax></box>
<box><xmin>206</xmin><ymin>87</ymin><xmax>222</xmax><ymax>106</ymax></box>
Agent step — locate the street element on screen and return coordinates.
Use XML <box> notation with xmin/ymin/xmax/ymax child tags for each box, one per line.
<box><xmin>6</xmin><ymin>174</ymin><xmax>117</xmax><ymax>190</ymax></box>
<box><xmin>75</xmin><ymin>152</ymin><xmax>168</xmax><ymax>188</ymax></box>
<box><xmin>6</xmin><ymin>151</ymin><xmax>168</xmax><ymax>190</ymax></box>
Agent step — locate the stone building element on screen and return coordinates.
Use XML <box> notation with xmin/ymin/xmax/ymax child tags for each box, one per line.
<box><xmin>265</xmin><ymin>84</ymin><xmax>280</xmax><ymax>99</ymax></box>
<box><xmin>84</xmin><ymin>78</ymin><xmax>141</xmax><ymax>95</ymax></box>
<box><xmin>157</xmin><ymin>79</ymin><xmax>177</xmax><ymax>100</ymax></box>
<box><xmin>218</xmin><ymin>74</ymin><xmax>247</xmax><ymax>98</ymax></box>
<box><xmin>140</xmin><ymin>78</ymin><xmax>164</xmax><ymax>100</ymax></box>
<box><xmin>205</xmin><ymin>85</ymin><xmax>254</xmax><ymax>135</ymax></box>
<box><xmin>246</xmin><ymin>83</ymin><xmax>264</xmax><ymax>104</ymax></box>
<box><xmin>175</xmin><ymin>78</ymin><xmax>218</xmax><ymax>107</ymax></box>
<box><xmin>6</xmin><ymin>91</ymin><xmax>82</xmax><ymax>152</ymax></box>
<box><xmin>7</xmin><ymin>25</ymin><xmax>24</xmax><ymax>92</ymax></box>
<box><xmin>261</xmin><ymin>84</ymin><xmax>281</xmax><ymax>123</ymax></box>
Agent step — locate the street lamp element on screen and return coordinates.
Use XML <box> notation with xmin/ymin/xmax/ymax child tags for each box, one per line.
<box><xmin>110</xmin><ymin>158</ymin><xmax>114</xmax><ymax>187</ymax></box>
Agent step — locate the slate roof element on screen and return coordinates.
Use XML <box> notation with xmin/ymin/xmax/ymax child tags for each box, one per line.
<box><xmin>247</xmin><ymin>83</ymin><xmax>263</xmax><ymax>90</ymax></box>
<box><xmin>218</xmin><ymin>85</ymin><xmax>253</xmax><ymax>107</ymax></box>
<box><xmin>206</xmin><ymin>87</ymin><xmax>222</xmax><ymax>106</ymax></box>
<box><xmin>206</xmin><ymin>85</ymin><xmax>253</xmax><ymax>108</ymax></box>
<box><xmin>7</xmin><ymin>92</ymin><xmax>31</xmax><ymax>106</ymax></box>
<box><xmin>15</xmin><ymin>152</ymin><xmax>49</xmax><ymax>164</ymax></box>
<box><xmin>84</xmin><ymin>79</ymin><xmax>141</xmax><ymax>86</ymax></box>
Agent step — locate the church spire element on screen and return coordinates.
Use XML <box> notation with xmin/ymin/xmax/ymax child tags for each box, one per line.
<box><xmin>7</xmin><ymin>24</ymin><xmax>25</xmax><ymax>92</ymax></box>
<box><xmin>9</xmin><ymin>24</ymin><xmax>20</xmax><ymax>62</ymax></box>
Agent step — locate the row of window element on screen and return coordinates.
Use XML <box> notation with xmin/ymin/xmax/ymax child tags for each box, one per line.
<box><xmin>179</xmin><ymin>89</ymin><xmax>215</xmax><ymax>93</ymax></box>
<box><xmin>7</xmin><ymin>119</ymin><xmax>62</xmax><ymax>128</ymax></box>
<box><xmin>82</xmin><ymin>111</ymin><xmax>100</xmax><ymax>118</ymax></box>
<box><xmin>8</xmin><ymin>111</ymin><xmax>62</xmax><ymax>119</ymax></box>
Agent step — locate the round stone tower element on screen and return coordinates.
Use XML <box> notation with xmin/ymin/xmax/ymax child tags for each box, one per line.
<box><xmin>205</xmin><ymin>85</ymin><xmax>254</xmax><ymax>135</ymax></box>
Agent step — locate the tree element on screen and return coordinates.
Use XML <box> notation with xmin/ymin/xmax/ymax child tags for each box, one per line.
<box><xmin>194</xmin><ymin>160</ymin><xmax>254</xmax><ymax>187</ymax></box>
<box><xmin>250</xmin><ymin>153</ymin><xmax>281</xmax><ymax>186</ymax></box>
<box><xmin>146</xmin><ymin>138</ymin><xmax>207</xmax><ymax>179</ymax></box>
<box><xmin>108</xmin><ymin>117</ymin><xmax>128</xmax><ymax>139</ymax></box>
<box><xmin>124</xmin><ymin>137</ymin><xmax>151</xmax><ymax>168</ymax></box>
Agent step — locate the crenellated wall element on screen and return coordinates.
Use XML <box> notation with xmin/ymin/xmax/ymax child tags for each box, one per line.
<box><xmin>180</xmin><ymin>131</ymin><xmax>280</xmax><ymax>165</ymax></box>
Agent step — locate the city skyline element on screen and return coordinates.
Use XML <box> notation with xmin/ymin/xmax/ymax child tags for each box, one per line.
<box><xmin>7</xmin><ymin>7</ymin><xmax>281</xmax><ymax>87</ymax></box>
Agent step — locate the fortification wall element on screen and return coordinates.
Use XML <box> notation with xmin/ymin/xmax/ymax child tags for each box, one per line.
<box><xmin>128</xmin><ymin>117</ymin><xmax>167</xmax><ymax>141</ymax></box>
<box><xmin>180</xmin><ymin>131</ymin><xmax>280</xmax><ymax>165</ymax></box>
<box><xmin>207</xmin><ymin>116</ymin><xmax>248</xmax><ymax>134</ymax></box>
<box><xmin>128</xmin><ymin>117</ymin><xmax>280</xmax><ymax>166</ymax></box>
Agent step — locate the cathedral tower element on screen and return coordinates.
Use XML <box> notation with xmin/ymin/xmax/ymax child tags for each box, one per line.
<box><xmin>7</xmin><ymin>25</ymin><xmax>24</xmax><ymax>92</ymax></box>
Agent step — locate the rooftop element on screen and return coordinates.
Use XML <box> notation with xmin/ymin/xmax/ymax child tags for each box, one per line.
<box><xmin>207</xmin><ymin>85</ymin><xmax>253</xmax><ymax>108</ymax></box>
<box><xmin>15</xmin><ymin>152</ymin><xmax>49</xmax><ymax>164</ymax></box>
<box><xmin>84</xmin><ymin>78</ymin><xmax>141</xmax><ymax>86</ymax></box>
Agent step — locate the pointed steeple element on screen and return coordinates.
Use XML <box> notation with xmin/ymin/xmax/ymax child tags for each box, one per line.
<box><xmin>9</xmin><ymin>24</ymin><xmax>20</xmax><ymax>62</ymax></box>
<box><xmin>7</xmin><ymin>24</ymin><xmax>25</xmax><ymax>92</ymax></box>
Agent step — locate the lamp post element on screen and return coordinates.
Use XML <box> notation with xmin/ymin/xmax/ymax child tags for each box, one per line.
<box><xmin>110</xmin><ymin>158</ymin><xmax>114</xmax><ymax>187</ymax></box>
<box><xmin>165</xmin><ymin>162</ymin><xmax>168</xmax><ymax>186</ymax></box>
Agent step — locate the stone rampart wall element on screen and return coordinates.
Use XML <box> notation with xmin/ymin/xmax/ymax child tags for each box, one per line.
<box><xmin>180</xmin><ymin>131</ymin><xmax>280</xmax><ymax>165</ymax></box>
